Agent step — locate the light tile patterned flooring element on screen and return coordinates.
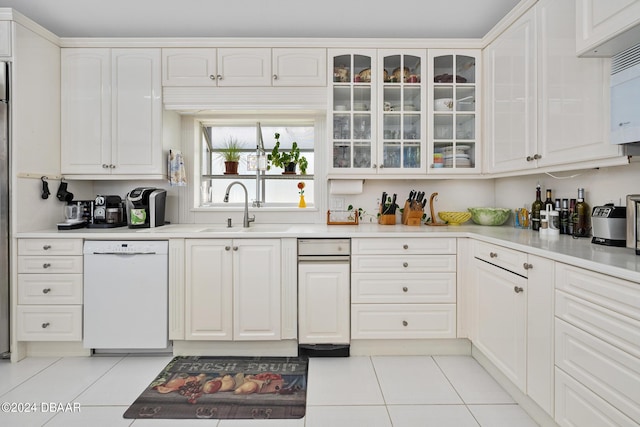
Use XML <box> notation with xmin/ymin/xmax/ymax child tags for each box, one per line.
<box><xmin>0</xmin><ymin>354</ymin><xmax>539</xmax><ymax>426</ymax></box>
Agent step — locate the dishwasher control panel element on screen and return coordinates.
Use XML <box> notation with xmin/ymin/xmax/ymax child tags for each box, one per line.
<box><xmin>83</xmin><ymin>240</ymin><xmax>168</xmax><ymax>255</ymax></box>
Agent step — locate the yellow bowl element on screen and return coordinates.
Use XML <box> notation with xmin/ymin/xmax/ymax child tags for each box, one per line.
<box><xmin>438</xmin><ymin>211</ymin><xmax>472</xmax><ymax>225</ymax></box>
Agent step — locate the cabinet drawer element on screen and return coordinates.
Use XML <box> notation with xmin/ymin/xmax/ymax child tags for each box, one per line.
<box><xmin>18</xmin><ymin>239</ymin><xmax>83</xmax><ymax>256</ymax></box>
<box><xmin>18</xmin><ymin>274</ymin><xmax>83</xmax><ymax>305</ymax></box>
<box><xmin>474</xmin><ymin>241</ymin><xmax>528</xmax><ymax>276</ymax></box>
<box><xmin>352</xmin><ymin>255</ymin><xmax>455</xmax><ymax>273</ymax></box>
<box><xmin>555</xmin><ymin>319</ymin><xmax>640</xmax><ymax>422</ymax></box>
<box><xmin>352</xmin><ymin>272</ymin><xmax>456</xmax><ymax>303</ymax></box>
<box><xmin>555</xmin><ymin>368</ymin><xmax>638</xmax><ymax>427</ymax></box>
<box><xmin>556</xmin><ymin>290</ymin><xmax>640</xmax><ymax>358</ymax></box>
<box><xmin>352</xmin><ymin>238</ymin><xmax>456</xmax><ymax>255</ymax></box>
<box><xmin>351</xmin><ymin>304</ymin><xmax>456</xmax><ymax>339</ymax></box>
<box><xmin>556</xmin><ymin>263</ymin><xmax>640</xmax><ymax>321</ymax></box>
<box><xmin>17</xmin><ymin>306</ymin><xmax>82</xmax><ymax>341</ymax></box>
<box><xmin>18</xmin><ymin>256</ymin><xmax>83</xmax><ymax>274</ymax></box>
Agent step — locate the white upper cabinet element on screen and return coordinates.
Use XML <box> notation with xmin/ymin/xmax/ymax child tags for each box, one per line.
<box><xmin>576</xmin><ymin>0</ymin><xmax>640</xmax><ymax>57</ymax></box>
<box><xmin>162</xmin><ymin>47</ymin><xmax>326</xmax><ymax>87</ymax></box>
<box><xmin>61</xmin><ymin>48</ymin><xmax>163</xmax><ymax>177</ymax></box>
<box><xmin>0</xmin><ymin>21</ymin><xmax>11</xmax><ymax>57</ymax></box>
<box><xmin>484</xmin><ymin>0</ymin><xmax>622</xmax><ymax>174</ymax></box>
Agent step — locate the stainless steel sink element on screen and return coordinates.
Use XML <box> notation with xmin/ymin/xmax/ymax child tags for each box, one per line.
<box><xmin>199</xmin><ymin>224</ymin><xmax>291</xmax><ymax>233</ymax></box>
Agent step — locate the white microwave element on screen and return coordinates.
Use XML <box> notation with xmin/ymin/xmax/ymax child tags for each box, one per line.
<box><xmin>611</xmin><ymin>44</ymin><xmax>640</xmax><ymax>145</ymax></box>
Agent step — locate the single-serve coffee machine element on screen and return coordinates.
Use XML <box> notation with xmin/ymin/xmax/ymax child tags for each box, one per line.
<box><xmin>126</xmin><ymin>187</ymin><xmax>167</xmax><ymax>228</ymax></box>
<box><xmin>89</xmin><ymin>195</ymin><xmax>126</xmax><ymax>228</ymax></box>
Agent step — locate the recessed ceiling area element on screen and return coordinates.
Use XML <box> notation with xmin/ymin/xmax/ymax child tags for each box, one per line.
<box><xmin>1</xmin><ymin>0</ymin><xmax>522</xmax><ymax>39</ymax></box>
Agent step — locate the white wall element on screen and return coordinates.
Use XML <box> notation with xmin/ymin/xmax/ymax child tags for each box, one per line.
<box><xmin>494</xmin><ymin>160</ymin><xmax>640</xmax><ymax>212</ymax></box>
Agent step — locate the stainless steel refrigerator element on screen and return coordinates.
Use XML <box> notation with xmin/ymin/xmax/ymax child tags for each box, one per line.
<box><xmin>0</xmin><ymin>62</ymin><xmax>9</xmax><ymax>356</ymax></box>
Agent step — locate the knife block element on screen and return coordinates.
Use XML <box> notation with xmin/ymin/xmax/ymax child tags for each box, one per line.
<box><xmin>378</xmin><ymin>204</ymin><xmax>397</xmax><ymax>225</ymax></box>
<box><xmin>402</xmin><ymin>201</ymin><xmax>424</xmax><ymax>226</ymax></box>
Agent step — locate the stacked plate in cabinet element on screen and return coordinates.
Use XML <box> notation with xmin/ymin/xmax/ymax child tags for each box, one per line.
<box><xmin>442</xmin><ymin>145</ymin><xmax>472</xmax><ymax>168</ymax></box>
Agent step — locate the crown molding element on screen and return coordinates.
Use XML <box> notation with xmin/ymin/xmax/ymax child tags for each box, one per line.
<box><xmin>0</xmin><ymin>8</ymin><xmax>60</xmax><ymax>46</ymax></box>
<box><xmin>481</xmin><ymin>0</ymin><xmax>537</xmax><ymax>48</ymax></box>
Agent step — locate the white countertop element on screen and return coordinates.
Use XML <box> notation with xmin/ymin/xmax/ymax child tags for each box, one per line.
<box><xmin>17</xmin><ymin>223</ymin><xmax>640</xmax><ymax>283</ymax></box>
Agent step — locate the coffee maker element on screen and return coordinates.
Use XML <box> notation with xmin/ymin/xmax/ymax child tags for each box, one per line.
<box><xmin>89</xmin><ymin>195</ymin><xmax>126</xmax><ymax>228</ymax></box>
<box><xmin>126</xmin><ymin>187</ymin><xmax>167</xmax><ymax>228</ymax></box>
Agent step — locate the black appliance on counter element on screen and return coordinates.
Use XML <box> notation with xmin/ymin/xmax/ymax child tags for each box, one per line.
<box><xmin>591</xmin><ymin>204</ymin><xmax>626</xmax><ymax>247</ymax></box>
<box><xmin>126</xmin><ymin>187</ymin><xmax>167</xmax><ymax>228</ymax></box>
<box><xmin>87</xmin><ymin>195</ymin><xmax>127</xmax><ymax>228</ymax></box>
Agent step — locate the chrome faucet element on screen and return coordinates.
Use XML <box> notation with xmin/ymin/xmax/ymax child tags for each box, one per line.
<box><xmin>223</xmin><ymin>181</ymin><xmax>255</xmax><ymax>228</ymax></box>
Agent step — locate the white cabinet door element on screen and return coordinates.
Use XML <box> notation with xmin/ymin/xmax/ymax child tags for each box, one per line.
<box><xmin>536</xmin><ymin>0</ymin><xmax>621</xmax><ymax>167</ymax></box>
<box><xmin>233</xmin><ymin>239</ymin><xmax>281</xmax><ymax>340</ymax></box>
<box><xmin>576</xmin><ymin>0</ymin><xmax>640</xmax><ymax>56</ymax></box>
<box><xmin>484</xmin><ymin>8</ymin><xmax>537</xmax><ymax>174</ymax></box>
<box><xmin>217</xmin><ymin>48</ymin><xmax>271</xmax><ymax>86</ymax></box>
<box><xmin>61</xmin><ymin>48</ymin><xmax>111</xmax><ymax>175</ymax></box>
<box><xmin>185</xmin><ymin>240</ymin><xmax>233</xmax><ymax>340</ymax></box>
<box><xmin>526</xmin><ymin>255</ymin><xmax>554</xmax><ymax>417</ymax></box>
<box><xmin>272</xmin><ymin>48</ymin><xmax>326</xmax><ymax>86</ymax></box>
<box><xmin>111</xmin><ymin>48</ymin><xmax>163</xmax><ymax>175</ymax></box>
<box><xmin>473</xmin><ymin>258</ymin><xmax>527</xmax><ymax>391</ymax></box>
<box><xmin>298</xmin><ymin>262</ymin><xmax>350</xmax><ymax>344</ymax></box>
<box><xmin>162</xmin><ymin>48</ymin><xmax>217</xmax><ymax>86</ymax></box>
<box><xmin>0</xmin><ymin>21</ymin><xmax>12</xmax><ymax>57</ymax></box>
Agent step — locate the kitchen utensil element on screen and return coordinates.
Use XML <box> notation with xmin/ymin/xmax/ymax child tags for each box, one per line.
<box><xmin>56</xmin><ymin>180</ymin><xmax>73</xmax><ymax>202</ymax></box>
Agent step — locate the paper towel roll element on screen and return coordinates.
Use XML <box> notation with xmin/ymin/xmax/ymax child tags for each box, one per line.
<box><xmin>330</xmin><ymin>180</ymin><xmax>363</xmax><ymax>195</ymax></box>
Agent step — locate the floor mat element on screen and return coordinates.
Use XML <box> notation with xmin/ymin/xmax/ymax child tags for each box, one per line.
<box><xmin>124</xmin><ymin>355</ymin><xmax>308</xmax><ymax>420</ymax></box>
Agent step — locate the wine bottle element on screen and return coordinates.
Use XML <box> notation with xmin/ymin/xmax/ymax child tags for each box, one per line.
<box><xmin>573</xmin><ymin>188</ymin><xmax>591</xmax><ymax>238</ymax></box>
<box><xmin>531</xmin><ymin>184</ymin><xmax>543</xmax><ymax>231</ymax></box>
<box><xmin>544</xmin><ymin>189</ymin><xmax>554</xmax><ymax>211</ymax></box>
<box><xmin>560</xmin><ymin>198</ymin><xmax>569</xmax><ymax>234</ymax></box>
<box><xmin>568</xmin><ymin>198</ymin><xmax>576</xmax><ymax>235</ymax></box>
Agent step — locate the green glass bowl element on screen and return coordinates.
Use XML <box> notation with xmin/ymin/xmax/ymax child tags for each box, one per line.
<box><xmin>467</xmin><ymin>207</ymin><xmax>511</xmax><ymax>226</ymax></box>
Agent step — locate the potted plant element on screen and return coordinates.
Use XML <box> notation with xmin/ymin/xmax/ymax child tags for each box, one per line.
<box><xmin>218</xmin><ymin>137</ymin><xmax>243</xmax><ymax>175</ymax></box>
<box><xmin>268</xmin><ymin>133</ymin><xmax>308</xmax><ymax>174</ymax></box>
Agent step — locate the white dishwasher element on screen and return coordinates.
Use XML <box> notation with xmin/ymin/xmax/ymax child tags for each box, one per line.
<box><xmin>83</xmin><ymin>240</ymin><xmax>168</xmax><ymax>350</ymax></box>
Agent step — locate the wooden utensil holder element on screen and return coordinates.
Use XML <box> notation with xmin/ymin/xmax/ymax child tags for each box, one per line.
<box><xmin>401</xmin><ymin>201</ymin><xmax>424</xmax><ymax>226</ymax></box>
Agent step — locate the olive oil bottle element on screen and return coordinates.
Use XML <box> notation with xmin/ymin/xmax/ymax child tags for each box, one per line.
<box><xmin>573</xmin><ymin>188</ymin><xmax>591</xmax><ymax>238</ymax></box>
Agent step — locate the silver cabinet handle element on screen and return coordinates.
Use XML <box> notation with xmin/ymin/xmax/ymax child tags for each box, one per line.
<box><xmin>523</xmin><ymin>263</ymin><xmax>533</xmax><ymax>270</ymax></box>
<box><xmin>372</xmin><ymin>164</ymin><xmax>377</xmax><ymax>168</ymax></box>
<box><xmin>533</xmin><ymin>154</ymin><xmax>541</xmax><ymax>160</ymax></box>
<box><xmin>402</xmin><ymin>320</ymin><xmax>408</xmax><ymax>327</ymax></box>
<box><xmin>514</xmin><ymin>286</ymin><xmax>524</xmax><ymax>293</ymax></box>
<box><xmin>217</xmin><ymin>74</ymin><xmax>222</xmax><ymax>80</ymax></box>
<box><xmin>403</xmin><ymin>244</ymin><xmax>409</xmax><ymax>250</ymax></box>
<box><xmin>273</xmin><ymin>74</ymin><xmax>278</xmax><ymax>80</ymax></box>
<box><xmin>619</xmin><ymin>121</ymin><xmax>631</xmax><ymax>126</ymax></box>
<box><xmin>233</xmin><ymin>246</ymin><xmax>239</xmax><ymax>251</ymax></box>
<box><xmin>102</xmin><ymin>164</ymin><xmax>109</xmax><ymax>168</ymax></box>
<box><xmin>526</xmin><ymin>156</ymin><xmax>534</xmax><ymax>162</ymax></box>
<box><xmin>110</xmin><ymin>164</ymin><xmax>116</xmax><ymax>168</ymax></box>
<box><xmin>42</xmin><ymin>263</ymin><xmax>51</xmax><ymax>269</ymax></box>
<box><xmin>225</xmin><ymin>246</ymin><xmax>231</xmax><ymax>251</ymax></box>
<box><xmin>42</xmin><ymin>245</ymin><xmax>51</xmax><ymax>250</ymax></box>
<box><xmin>209</xmin><ymin>74</ymin><xmax>216</xmax><ymax>80</ymax></box>
<box><xmin>403</xmin><ymin>262</ymin><xmax>408</xmax><ymax>268</ymax></box>
<box><xmin>402</xmin><ymin>286</ymin><xmax>408</xmax><ymax>292</ymax></box>
<box><xmin>41</xmin><ymin>322</ymin><xmax>50</xmax><ymax>329</ymax></box>
<box><xmin>489</xmin><ymin>252</ymin><xmax>498</xmax><ymax>258</ymax></box>
<box><xmin>42</xmin><ymin>288</ymin><xmax>51</xmax><ymax>294</ymax></box>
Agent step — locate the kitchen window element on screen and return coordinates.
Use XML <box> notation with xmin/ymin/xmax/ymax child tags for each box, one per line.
<box><xmin>199</xmin><ymin>118</ymin><xmax>317</xmax><ymax>208</ymax></box>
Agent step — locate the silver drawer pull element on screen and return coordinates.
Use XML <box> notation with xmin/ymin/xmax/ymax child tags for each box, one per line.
<box><xmin>42</xmin><ymin>288</ymin><xmax>51</xmax><ymax>294</ymax></box>
<box><xmin>403</xmin><ymin>262</ymin><xmax>408</xmax><ymax>268</ymax></box>
<box><xmin>523</xmin><ymin>263</ymin><xmax>533</xmax><ymax>270</ymax></box>
<box><xmin>233</xmin><ymin>246</ymin><xmax>239</xmax><ymax>251</ymax></box>
<box><xmin>489</xmin><ymin>252</ymin><xmax>498</xmax><ymax>258</ymax></box>
<box><xmin>41</xmin><ymin>322</ymin><xmax>50</xmax><ymax>329</ymax></box>
<box><xmin>42</xmin><ymin>245</ymin><xmax>52</xmax><ymax>250</ymax></box>
<box><xmin>209</xmin><ymin>74</ymin><xmax>216</xmax><ymax>80</ymax></box>
<box><xmin>225</xmin><ymin>246</ymin><xmax>231</xmax><ymax>251</ymax></box>
<box><xmin>514</xmin><ymin>286</ymin><xmax>524</xmax><ymax>293</ymax></box>
<box><xmin>402</xmin><ymin>320</ymin><xmax>408</xmax><ymax>327</ymax></box>
<box><xmin>42</xmin><ymin>263</ymin><xmax>51</xmax><ymax>269</ymax></box>
<box><xmin>402</xmin><ymin>287</ymin><xmax>408</xmax><ymax>292</ymax></box>
<box><xmin>403</xmin><ymin>244</ymin><xmax>409</xmax><ymax>250</ymax></box>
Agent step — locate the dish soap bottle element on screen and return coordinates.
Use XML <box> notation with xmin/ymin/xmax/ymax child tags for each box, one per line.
<box><xmin>531</xmin><ymin>184</ymin><xmax>543</xmax><ymax>231</ymax></box>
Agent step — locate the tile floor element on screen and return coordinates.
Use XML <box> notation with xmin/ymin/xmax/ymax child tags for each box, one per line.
<box><xmin>0</xmin><ymin>354</ymin><xmax>539</xmax><ymax>427</ymax></box>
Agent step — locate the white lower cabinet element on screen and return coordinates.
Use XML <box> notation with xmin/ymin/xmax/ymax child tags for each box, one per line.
<box><xmin>185</xmin><ymin>239</ymin><xmax>281</xmax><ymax>341</ymax></box>
<box><xmin>351</xmin><ymin>238</ymin><xmax>456</xmax><ymax>339</ymax></box>
<box><xmin>16</xmin><ymin>239</ymin><xmax>84</xmax><ymax>342</ymax></box>
<box><xmin>298</xmin><ymin>262</ymin><xmax>350</xmax><ymax>344</ymax></box>
<box><xmin>471</xmin><ymin>242</ymin><xmax>554</xmax><ymax>416</ymax></box>
<box><xmin>554</xmin><ymin>263</ymin><xmax>640</xmax><ymax>426</ymax></box>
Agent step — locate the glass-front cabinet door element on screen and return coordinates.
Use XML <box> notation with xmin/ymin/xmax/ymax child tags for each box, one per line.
<box><xmin>329</xmin><ymin>50</ymin><xmax>376</xmax><ymax>174</ymax></box>
<box><xmin>378</xmin><ymin>50</ymin><xmax>426</xmax><ymax>174</ymax></box>
<box><xmin>428</xmin><ymin>50</ymin><xmax>480</xmax><ymax>174</ymax></box>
